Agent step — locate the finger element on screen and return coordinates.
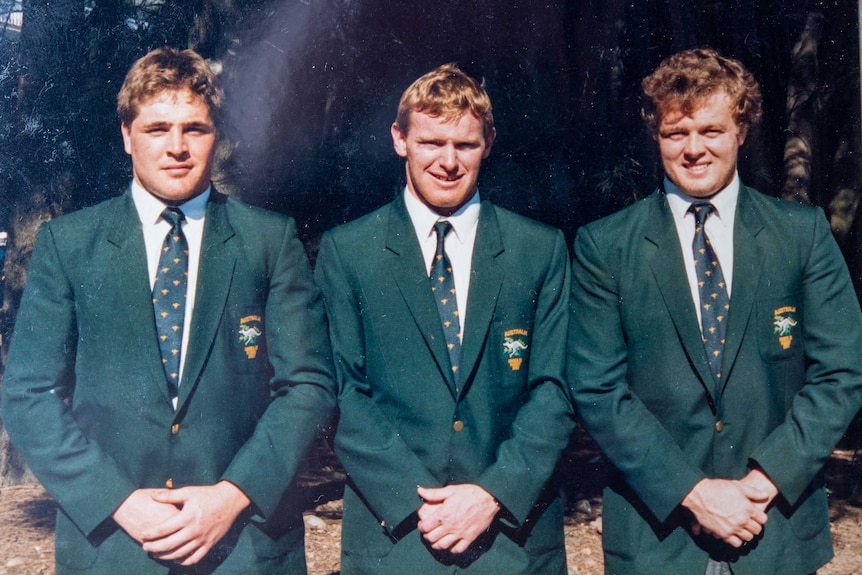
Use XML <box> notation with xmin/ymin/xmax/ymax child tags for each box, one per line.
<box><xmin>450</xmin><ymin>538</ymin><xmax>472</xmax><ymax>554</ymax></box>
<box><xmin>751</xmin><ymin>508</ymin><xmax>768</xmax><ymax>525</ymax></box>
<box><xmin>690</xmin><ymin>521</ymin><xmax>702</xmax><ymax>536</ymax></box>
<box><xmin>417</xmin><ymin>486</ymin><xmax>448</xmax><ymax>503</ymax></box>
<box><xmin>420</xmin><ymin>523</ymin><xmax>447</xmax><ymax>543</ymax></box>
<box><xmin>179</xmin><ymin>544</ymin><xmax>212</xmax><ymax>566</ymax></box>
<box><xmin>431</xmin><ymin>534</ymin><xmax>459</xmax><ymax>550</ymax></box>
<box><xmin>140</xmin><ymin>517</ymin><xmax>185</xmax><ymax>544</ymax></box>
<box><xmin>417</xmin><ymin>509</ymin><xmax>444</xmax><ymax>533</ymax></box>
<box><xmin>421</xmin><ymin>524</ymin><xmax>448</xmax><ymax>544</ymax></box>
<box><xmin>150</xmin><ymin>488</ymin><xmax>188</xmax><ymax>505</ymax></box>
<box><xmin>744</xmin><ymin>518</ymin><xmax>763</xmax><ymax>536</ymax></box>
<box><xmin>148</xmin><ymin>539</ymin><xmax>196</xmax><ymax>561</ymax></box>
<box><xmin>142</xmin><ymin>524</ymin><xmax>196</xmax><ymax>554</ymax></box>
<box><xmin>725</xmin><ymin>535</ymin><xmax>744</xmax><ymax>548</ymax></box>
<box><xmin>737</xmin><ymin>482</ymin><xmax>768</xmax><ymax>502</ymax></box>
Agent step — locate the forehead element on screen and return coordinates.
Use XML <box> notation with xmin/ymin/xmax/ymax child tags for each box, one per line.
<box><xmin>130</xmin><ymin>89</ymin><xmax>213</xmax><ymax>124</ymax></box>
<box><xmin>659</xmin><ymin>91</ymin><xmax>736</xmax><ymax>126</ymax></box>
<box><xmin>406</xmin><ymin>110</ymin><xmax>484</xmax><ymax>138</ymax></box>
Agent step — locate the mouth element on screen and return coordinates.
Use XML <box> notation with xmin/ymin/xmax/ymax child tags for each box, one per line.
<box><xmin>683</xmin><ymin>162</ymin><xmax>710</xmax><ymax>175</ymax></box>
<box><xmin>430</xmin><ymin>172</ymin><xmax>462</xmax><ymax>183</ymax></box>
<box><xmin>163</xmin><ymin>165</ymin><xmax>193</xmax><ymax>175</ymax></box>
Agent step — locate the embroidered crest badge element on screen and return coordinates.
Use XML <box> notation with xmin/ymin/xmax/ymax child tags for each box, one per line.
<box><xmin>503</xmin><ymin>329</ymin><xmax>529</xmax><ymax>371</ymax></box>
<box><xmin>239</xmin><ymin>315</ymin><xmax>263</xmax><ymax>359</ymax></box>
<box><xmin>773</xmin><ymin>306</ymin><xmax>797</xmax><ymax>350</ymax></box>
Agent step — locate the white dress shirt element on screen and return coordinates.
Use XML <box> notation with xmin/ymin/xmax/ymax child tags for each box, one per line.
<box><xmin>665</xmin><ymin>174</ymin><xmax>739</xmax><ymax>329</ymax></box>
<box><xmin>404</xmin><ymin>188</ymin><xmax>481</xmax><ymax>339</ymax></box>
<box><xmin>132</xmin><ymin>181</ymin><xmax>209</xmax><ymax>390</ymax></box>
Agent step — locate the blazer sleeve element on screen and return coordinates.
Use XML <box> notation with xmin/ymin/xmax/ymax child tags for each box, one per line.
<box><xmin>1</xmin><ymin>222</ymin><xmax>138</xmax><ymax>538</ymax></box>
<box><xmin>568</xmin><ymin>225</ymin><xmax>706</xmax><ymax>522</ymax></box>
<box><xmin>219</xmin><ymin>217</ymin><xmax>337</xmax><ymax>518</ymax></box>
<box><xmin>475</xmin><ymin>229</ymin><xmax>576</xmax><ymax>525</ymax></box>
<box><xmin>750</xmin><ymin>208</ymin><xmax>862</xmax><ymax>505</ymax></box>
<box><xmin>315</xmin><ymin>232</ymin><xmax>441</xmax><ymax>536</ymax></box>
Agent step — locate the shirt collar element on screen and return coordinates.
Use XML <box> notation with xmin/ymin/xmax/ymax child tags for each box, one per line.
<box><xmin>131</xmin><ymin>180</ymin><xmax>211</xmax><ymax>226</ymax></box>
<box><xmin>664</xmin><ymin>172</ymin><xmax>740</xmax><ymax>227</ymax></box>
<box><xmin>403</xmin><ymin>187</ymin><xmax>481</xmax><ymax>244</ymax></box>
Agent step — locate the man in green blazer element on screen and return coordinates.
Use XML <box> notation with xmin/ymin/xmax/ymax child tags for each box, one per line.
<box><xmin>315</xmin><ymin>64</ymin><xmax>575</xmax><ymax>574</ymax></box>
<box><xmin>1</xmin><ymin>48</ymin><xmax>335</xmax><ymax>574</ymax></box>
<box><xmin>568</xmin><ymin>48</ymin><xmax>862</xmax><ymax>574</ymax></box>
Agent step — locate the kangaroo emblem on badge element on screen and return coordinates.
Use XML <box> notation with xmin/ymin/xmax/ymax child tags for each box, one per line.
<box><xmin>239</xmin><ymin>315</ymin><xmax>263</xmax><ymax>359</ymax></box>
<box><xmin>503</xmin><ymin>329</ymin><xmax>529</xmax><ymax>371</ymax></box>
<box><xmin>773</xmin><ymin>306</ymin><xmax>797</xmax><ymax>350</ymax></box>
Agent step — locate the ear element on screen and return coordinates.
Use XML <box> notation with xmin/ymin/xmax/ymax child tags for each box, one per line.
<box><xmin>482</xmin><ymin>127</ymin><xmax>497</xmax><ymax>159</ymax></box>
<box><xmin>737</xmin><ymin>124</ymin><xmax>748</xmax><ymax>146</ymax></box>
<box><xmin>391</xmin><ymin>122</ymin><xmax>408</xmax><ymax>158</ymax></box>
<box><xmin>121</xmin><ymin>123</ymin><xmax>133</xmax><ymax>155</ymax></box>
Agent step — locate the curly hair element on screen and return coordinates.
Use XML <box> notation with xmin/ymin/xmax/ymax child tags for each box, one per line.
<box><xmin>641</xmin><ymin>48</ymin><xmax>762</xmax><ymax>136</ymax></box>
<box><xmin>394</xmin><ymin>63</ymin><xmax>494</xmax><ymax>139</ymax></box>
<box><xmin>117</xmin><ymin>47</ymin><xmax>223</xmax><ymax>127</ymax></box>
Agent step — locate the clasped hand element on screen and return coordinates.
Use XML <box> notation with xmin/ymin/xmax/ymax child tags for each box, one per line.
<box><xmin>682</xmin><ymin>469</ymin><xmax>778</xmax><ymax>548</ymax></box>
<box><xmin>416</xmin><ymin>484</ymin><xmax>500</xmax><ymax>554</ymax></box>
<box><xmin>112</xmin><ymin>481</ymin><xmax>250</xmax><ymax>566</ymax></box>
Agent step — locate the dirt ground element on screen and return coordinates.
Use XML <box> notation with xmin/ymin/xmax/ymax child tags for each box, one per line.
<box><xmin>1</xmin><ymin>438</ymin><xmax>860</xmax><ymax>575</ymax></box>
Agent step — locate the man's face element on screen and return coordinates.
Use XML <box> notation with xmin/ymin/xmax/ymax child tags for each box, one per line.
<box><xmin>657</xmin><ymin>91</ymin><xmax>747</xmax><ymax>198</ymax></box>
<box><xmin>392</xmin><ymin>111</ymin><xmax>495</xmax><ymax>216</ymax></box>
<box><xmin>121</xmin><ymin>89</ymin><xmax>216</xmax><ymax>205</ymax></box>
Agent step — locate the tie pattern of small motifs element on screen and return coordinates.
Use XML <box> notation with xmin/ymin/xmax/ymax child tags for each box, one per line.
<box><xmin>689</xmin><ymin>202</ymin><xmax>730</xmax><ymax>389</ymax></box>
<box><xmin>431</xmin><ymin>221</ymin><xmax>461</xmax><ymax>379</ymax></box>
<box><xmin>152</xmin><ymin>207</ymin><xmax>188</xmax><ymax>400</ymax></box>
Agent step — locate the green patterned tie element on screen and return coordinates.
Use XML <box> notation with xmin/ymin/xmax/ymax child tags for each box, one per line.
<box><xmin>431</xmin><ymin>221</ymin><xmax>461</xmax><ymax>380</ymax></box>
<box><xmin>152</xmin><ymin>207</ymin><xmax>188</xmax><ymax>401</ymax></box>
<box><xmin>690</xmin><ymin>202</ymin><xmax>729</xmax><ymax>390</ymax></box>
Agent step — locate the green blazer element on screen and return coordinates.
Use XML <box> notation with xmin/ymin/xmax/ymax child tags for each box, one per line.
<box><xmin>1</xmin><ymin>189</ymin><xmax>336</xmax><ymax>574</ymax></box>
<box><xmin>315</xmin><ymin>196</ymin><xmax>575</xmax><ymax>574</ymax></box>
<box><xmin>568</xmin><ymin>186</ymin><xmax>862</xmax><ymax>574</ymax></box>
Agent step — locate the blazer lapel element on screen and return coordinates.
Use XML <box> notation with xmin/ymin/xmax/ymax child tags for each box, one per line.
<box><xmin>177</xmin><ymin>192</ymin><xmax>237</xmax><ymax>409</ymax></box>
<box><xmin>386</xmin><ymin>196</ymin><xmax>458</xmax><ymax>395</ymax></box>
<box><xmin>106</xmin><ymin>191</ymin><xmax>177</xmax><ymax>406</ymax></box>
<box><xmin>719</xmin><ymin>186</ymin><xmax>763</xmax><ymax>394</ymax></box>
<box><xmin>458</xmin><ymin>203</ymin><xmax>504</xmax><ymax>397</ymax></box>
<box><xmin>646</xmin><ymin>194</ymin><xmax>718</xmax><ymax>403</ymax></box>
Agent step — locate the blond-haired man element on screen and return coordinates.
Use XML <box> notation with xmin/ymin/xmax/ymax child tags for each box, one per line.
<box><xmin>316</xmin><ymin>64</ymin><xmax>575</xmax><ymax>574</ymax></box>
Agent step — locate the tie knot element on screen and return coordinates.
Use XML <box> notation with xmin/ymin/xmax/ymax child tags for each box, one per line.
<box><xmin>161</xmin><ymin>207</ymin><xmax>186</xmax><ymax>229</ymax></box>
<box><xmin>434</xmin><ymin>220</ymin><xmax>453</xmax><ymax>240</ymax></box>
<box><xmin>689</xmin><ymin>202</ymin><xmax>715</xmax><ymax>225</ymax></box>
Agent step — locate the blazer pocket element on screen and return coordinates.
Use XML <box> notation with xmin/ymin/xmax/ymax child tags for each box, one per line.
<box><xmin>757</xmin><ymin>294</ymin><xmax>804</xmax><ymax>362</ymax></box>
<box><xmin>228</xmin><ymin>309</ymin><xmax>269</xmax><ymax>374</ymax></box>
<box><xmin>54</xmin><ymin>511</ymin><xmax>99</xmax><ymax>571</ymax></box>
<box><xmin>788</xmin><ymin>483</ymin><xmax>829</xmax><ymax>541</ymax></box>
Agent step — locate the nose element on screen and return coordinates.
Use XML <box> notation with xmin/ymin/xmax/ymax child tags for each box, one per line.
<box><xmin>683</xmin><ymin>133</ymin><xmax>705</xmax><ymax>157</ymax></box>
<box><xmin>167</xmin><ymin>128</ymin><xmax>188</xmax><ymax>156</ymax></box>
<box><xmin>439</xmin><ymin>145</ymin><xmax>458</xmax><ymax>171</ymax></box>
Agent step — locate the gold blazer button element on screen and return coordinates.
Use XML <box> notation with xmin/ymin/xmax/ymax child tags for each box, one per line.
<box><xmin>165</xmin><ymin>478</ymin><xmax>174</xmax><ymax>488</ymax></box>
<box><xmin>453</xmin><ymin>420</ymin><xmax>465</xmax><ymax>432</ymax></box>
<box><xmin>714</xmin><ymin>420</ymin><xmax>724</xmax><ymax>433</ymax></box>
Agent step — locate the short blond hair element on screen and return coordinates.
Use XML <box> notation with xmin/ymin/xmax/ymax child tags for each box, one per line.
<box><xmin>117</xmin><ymin>47</ymin><xmax>223</xmax><ymax>127</ymax></box>
<box><xmin>641</xmin><ymin>48</ymin><xmax>762</xmax><ymax>136</ymax></box>
<box><xmin>395</xmin><ymin>63</ymin><xmax>494</xmax><ymax>139</ymax></box>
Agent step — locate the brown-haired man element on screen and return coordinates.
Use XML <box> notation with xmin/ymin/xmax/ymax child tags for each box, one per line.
<box><xmin>568</xmin><ymin>47</ymin><xmax>862</xmax><ymax>574</ymax></box>
<box><xmin>2</xmin><ymin>47</ymin><xmax>336</xmax><ymax>574</ymax></box>
<box><xmin>315</xmin><ymin>63</ymin><xmax>575</xmax><ymax>573</ymax></box>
